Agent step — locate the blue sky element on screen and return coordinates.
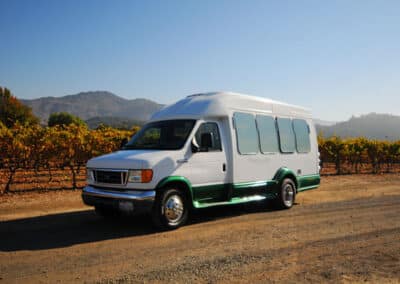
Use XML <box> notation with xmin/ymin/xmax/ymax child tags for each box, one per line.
<box><xmin>1</xmin><ymin>0</ymin><xmax>399</xmax><ymax>121</ymax></box>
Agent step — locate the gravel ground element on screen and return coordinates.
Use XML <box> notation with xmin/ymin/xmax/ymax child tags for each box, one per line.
<box><xmin>0</xmin><ymin>174</ymin><xmax>399</xmax><ymax>283</ymax></box>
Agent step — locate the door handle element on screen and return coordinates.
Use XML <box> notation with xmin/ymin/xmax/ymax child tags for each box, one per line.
<box><xmin>223</xmin><ymin>163</ymin><xmax>226</xmax><ymax>172</ymax></box>
<box><xmin>177</xmin><ymin>158</ymin><xmax>188</xmax><ymax>163</ymax></box>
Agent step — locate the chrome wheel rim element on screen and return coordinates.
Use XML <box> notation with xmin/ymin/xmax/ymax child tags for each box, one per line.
<box><xmin>283</xmin><ymin>184</ymin><xmax>294</xmax><ymax>207</ymax></box>
<box><xmin>163</xmin><ymin>194</ymin><xmax>184</xmax><ymax>224</ymax></box>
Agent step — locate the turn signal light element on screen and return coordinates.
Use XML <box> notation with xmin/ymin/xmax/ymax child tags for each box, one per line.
<box><xmin>128</xmin><ymin>169</ymin><xmax>153</xmax><ymax>183</ymax></box>
<box><xmin>141</xmin><ymin>169</ymin><xmax>153</xmax><ymax>183</ymax></box>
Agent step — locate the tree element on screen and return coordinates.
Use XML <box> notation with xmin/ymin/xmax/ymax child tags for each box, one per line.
<box><xmin>0</xmin><ymin>123</ymin><xmax>33</xmax><ymax>193</ymax></box>
<box><xmin>0</xmin><ymin>87</ymin><xmax>39</xmax><ymax>128</ymax></box>
<box><xmin>48</xmin><ymin>112</ymin><xmax>86</xmax><ymax>127</ymax></box>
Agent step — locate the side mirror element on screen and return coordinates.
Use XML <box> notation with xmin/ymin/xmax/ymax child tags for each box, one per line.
<box><xmin>200</xmin><ymin>133</ymin><xmax>213</xmax><ymax>150</ymax></box>
<box><xmin>191</xmin><ymin>138</ymin><xmax>199</xmax><ymax>153</ymax></box>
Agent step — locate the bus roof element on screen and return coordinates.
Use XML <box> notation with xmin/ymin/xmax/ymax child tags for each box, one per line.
<box><xmin>150</xmin><ymin>92</ymin><xmax>312</xmax><ymax>121</ymax></box>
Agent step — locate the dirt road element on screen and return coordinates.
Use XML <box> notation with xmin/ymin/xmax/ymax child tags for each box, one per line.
<box><xmin>1</xmin><ymin>174</ymin><xmax>399</xmax><ymax>283</ymax></box>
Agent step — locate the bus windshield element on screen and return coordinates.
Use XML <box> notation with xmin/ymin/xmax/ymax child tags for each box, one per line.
<box><xmin>122</xmin><ymin>120</ymin><xmax>196</xmax><ymax>150</ymax></box>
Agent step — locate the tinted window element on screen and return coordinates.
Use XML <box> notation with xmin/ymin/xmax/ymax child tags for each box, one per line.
<box><xmin>234</xmin><ymin>112</ymin><xmax>259</xmax><ymax>154</ymax></box>
<box><xmin>123</xmin><ymin>120</ymin><xmax>195</xmax><ymax>150</ymax></box>
<box><xmin>293</xmin><ymin>119</ymin><xmax>311</xmax><ymax>153</ymax></box>
<box><xmin>195</xmin><ymin>122</ymin><xmax>222</xmax><ymax>151</ymax></box>
<box><xmin>256</xmin><ymin>115</ymin><xmax>279</xmax><ymax>153</ymax></box>
<box><xmin>276</xmin><ymin>118</ymin><xmax>296</xmax><ymax>153</ymax></box>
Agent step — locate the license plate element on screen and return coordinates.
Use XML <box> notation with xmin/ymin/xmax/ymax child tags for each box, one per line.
<box><xmin>118</xmin><ymin>201</ymin><xmax>134</xmax><ymax>212</ymax></box>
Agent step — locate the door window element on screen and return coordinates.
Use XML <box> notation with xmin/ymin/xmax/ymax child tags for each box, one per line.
<box><xmin>195</xmin><ymin>122</ymin><xmax>222</xmax><ymax>151</ymax></box>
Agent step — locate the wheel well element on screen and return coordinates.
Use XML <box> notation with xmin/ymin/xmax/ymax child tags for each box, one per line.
<box><xmin>157</xmin><ymin>181</ymin><xmax>193</xmax><ymax>206</ymax></box>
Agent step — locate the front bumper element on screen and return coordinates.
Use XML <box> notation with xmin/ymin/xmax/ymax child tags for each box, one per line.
<box><xmin>82</xmin><ymin>186</ymin><xmax>156</xmax><ymax>214</ymax></box>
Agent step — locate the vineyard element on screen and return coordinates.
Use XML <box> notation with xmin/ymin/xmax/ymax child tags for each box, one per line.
<box><xmin>318</xmin><ymin>136</ymin><xmax>400</xmax><ymax>175</ymax></box>
<box><xmin>0</xmin><ymin>123</ymin><xmax>135</xmax><ymax>193</ymax></box>
<box><xmin>1</xmin><ymin>123</ymin><xmax>400</xmax><ymax>194</ymax></box>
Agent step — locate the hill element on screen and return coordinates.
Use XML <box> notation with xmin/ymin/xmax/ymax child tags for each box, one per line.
<box><xmin>21</xmin><ymin>92</ymin><xmax>399</xmax><ymax>140</ymax></box>
<box><xmin>85</xmin><ymin>116</ymin><xmax>144</xmax><ymax>129</ymax></box>
<box><xmin>313</xmin><ymin>119</ymin><xmax>336</xmax><ymax>127</ymax></box>
<box><xmin>21</xmin><ymin>91</ymin><xmax>163</xmax><ymax>124</ymax></box>
<box><xmin>316</xmin><ymin>113</ymin><xmax>400</xmax><ymax>141</ymax></box>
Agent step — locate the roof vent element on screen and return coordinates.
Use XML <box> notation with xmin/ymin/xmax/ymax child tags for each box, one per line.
<box><xmin>187</xmin><ymin>92</ymin><xmax>219</xmax><ymax>98</ymax></box>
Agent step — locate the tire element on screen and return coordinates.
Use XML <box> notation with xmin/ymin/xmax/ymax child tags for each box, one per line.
<box><xmin>274</xmin><ymin>178</ymin><xmax>296</xmax><ymax>209</ymax></box>
<box><xmin>152</xmin><ymin>187</ymin><xmax>189</xmax><ymax>230</ymax></box>
<box><xmin>95</xmin><ymin>206</ymin><xmax>119</xmax><ymax>218</ymax></box>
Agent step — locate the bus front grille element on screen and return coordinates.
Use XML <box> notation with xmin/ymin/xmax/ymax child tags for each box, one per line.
<box><xmin>94</xmin><ymin>170</ymin><xmax>128</xmax><ymax>185</ymax></box>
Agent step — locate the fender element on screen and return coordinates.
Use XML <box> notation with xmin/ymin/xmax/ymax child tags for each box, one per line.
<box><xmin>155</xmin><ymin>176</ymin><xmax>194</xmax><ymax>201</ymax></box>
<box><xmin>273</xmin><ymin>167</ymin><xmax>298</xmax><ymax>188</ymax></box>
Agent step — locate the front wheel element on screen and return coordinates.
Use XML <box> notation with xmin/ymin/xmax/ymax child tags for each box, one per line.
<box><xmin>274</xmin><ymin>178</ymin><xmax>296</xmax><ymax>209</ymax></box>
<box><xmin>152</xmin><ymin>188</ymin><xmax>189</xmax><ymax>230</ymax></box>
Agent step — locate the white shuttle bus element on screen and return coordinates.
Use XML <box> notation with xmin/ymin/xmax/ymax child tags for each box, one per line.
<box><xmin>82</xmin><ymin>92</ymin><xmax>320</xmax><ymax>229</ymax></box>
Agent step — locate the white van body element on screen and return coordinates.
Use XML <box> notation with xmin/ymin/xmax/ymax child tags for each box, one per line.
<box><xmin>82</xmin><ymin>92</ymin><xmax>320</xmax><ymax>228</ymax></box>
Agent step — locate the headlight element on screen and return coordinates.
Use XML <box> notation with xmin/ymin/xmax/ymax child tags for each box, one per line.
<box><xmin>128</xmin><ymin>169</ymin><xmax>153</xmax><ymax>183</ymax></box>
<box><xmin>86</xmin><ymin>169</ymin><xmax>94</xmax><ymax>182</ymax></box>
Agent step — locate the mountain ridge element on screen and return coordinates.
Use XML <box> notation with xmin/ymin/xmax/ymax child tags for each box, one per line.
<box><xmin>20</xmin><ymin>92</ymin><xmax>400</xmax><ymax>140</ymax></box>
<box><xmin>316</xmin><ymin>113</ymin><xmax>400</xmax><ymax>141</ymax></box>
<box><xmin>21</xmin><ymin>91</ymin><xmax>164</xmax><ymax>124</ymax></box>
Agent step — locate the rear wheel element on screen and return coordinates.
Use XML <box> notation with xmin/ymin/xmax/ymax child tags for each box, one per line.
<box><xmin>274</xmin><ymin>178</ymin><xmax>296</xmax><ymax>209</ymax></box>
<box><xmin>152</xmin><ymin>187</ymin><xmax>189</xmax><ymax>230</ymax></box>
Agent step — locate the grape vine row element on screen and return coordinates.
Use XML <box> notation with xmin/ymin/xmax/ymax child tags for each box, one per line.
<box><xmin>1</xmin><ymin>123</ymin><xmax>399</xmax><ymax>193</ymax></box>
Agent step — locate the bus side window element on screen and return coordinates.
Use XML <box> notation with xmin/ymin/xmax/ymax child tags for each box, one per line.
<box><xmin>293</xmin><ymin>119</ymin><xmax>311</xmax><ymax>153</ymax></box>
<box><xmin>256</xmin><ymin>115</ymin><xmax>279</xmax><ymax>153</ymax></box>
<box><xmin>233</xmin><ymin>112</ymin><xmax>259</xmax><ymax>155</ymax></box>
<box><xmin>276</xmin><ymin>117</ymin><xmax>296</xmax><ymax>153</ymax></box>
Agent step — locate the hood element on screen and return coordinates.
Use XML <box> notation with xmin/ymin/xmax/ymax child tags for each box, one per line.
<box><xmin>87</xmin><ymin>150</ymin><xmax>177</xmax><ymax>169</ymax></box>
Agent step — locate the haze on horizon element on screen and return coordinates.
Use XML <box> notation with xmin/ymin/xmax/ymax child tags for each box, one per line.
<box><xmin>1</xmin><ymin>0</ymin><xmax>399</xmax><ymax>121</ymax></box>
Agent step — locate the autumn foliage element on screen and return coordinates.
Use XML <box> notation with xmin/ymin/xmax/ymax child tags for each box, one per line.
<box><xmin>0</xmin><ymin>87</ymin><xmax>39</xmax><ymax>127</ymax></box>
<box><xmin>1</xmin><ymin>122</ymin><xmax>399</xmax><ymax>194</ymax></box>
<box><xmin>0</xmin><ymin>123</ymin><xmax>134</xmax><ymax>193</ymax></box>
<box><xmin>318</xmin><ymin>136</ymin><xmax>400</xmax><ymax>175</ymax></box>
